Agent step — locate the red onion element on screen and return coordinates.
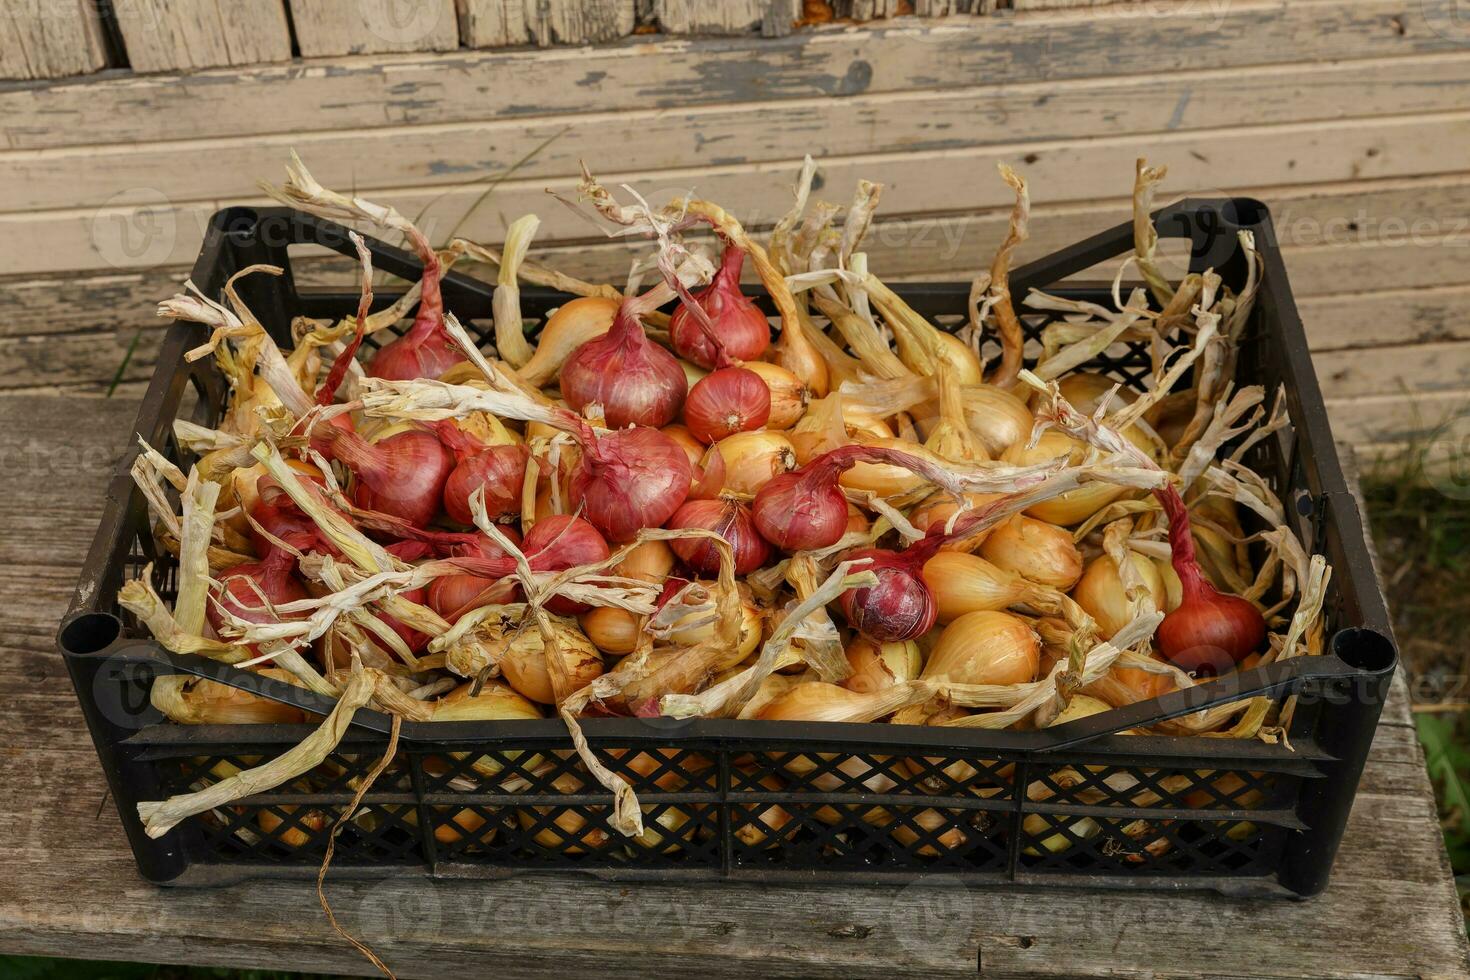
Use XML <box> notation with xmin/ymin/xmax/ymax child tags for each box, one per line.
<box><xmin>837</xmin><ymin>546</ymin><xmax>939</xmax><ymax>642</ymax></box>
<box><xmin>523</xmin><ymin>514</ymin><xmax>612</xmax><ymax>614</ymax></box>
<box><xmin>668</xmin><ymin>244</ymin><xmax>770</xmax><ymax>369</ymax></box>
<box><xmin>560</xmin><ymin>298</ymin><xmax>686</xmax><ymax>429</ymax></box>
<box><xmin>206</xmin><ymin>550</ymin><xmax>307</xmax><ymax>646</ymax></box>
<box><xmin>247</xmin><ymin>497</ymin><xmax>333</xmax><ymax>559</ymax></box>
<box><xmin>435</xmin><ymin>422</ymin><xmax>529</xmax><ymax>526</ymax></box>
<box><xmin>684</xmin><ymin>367</ymin><xmax>771</xmax><ymax>444</ymax></box>
<box><xmin>666</xmin><ymin>497</ymin><xmax>771</xmax><ymax>575</ymax></box>
<box><xmin>378</xmin><ymin>539</ymin><xmax>433</xmax><ymax>654</ymax></box>
<box><xmin>324</xmin><ymin>425</ymin><xmax>453</xmax><ymax>529</ymax></box>
<box><xmin>1152</xmin><ymin>486</ymin><xmax>1266</xmax><ymax>675</ymax></box>
<box><xmin>753</xmin><ymin>444</ymin><xmax>948</xmax><ymax>552</ymax></box>
<box><xmin>568</xmin><ymin>424</ymin><xmax>691</xmax><ymax>543</ymax></box>
<box><xmin>425</xmin><ymin>530</ymin><xmax>522</xmax><ymax>622</ymax></box>
<box><xmin>367</xmin><ymin>231</ymin><xmax>463</xmax><ymax>380</ymax></box>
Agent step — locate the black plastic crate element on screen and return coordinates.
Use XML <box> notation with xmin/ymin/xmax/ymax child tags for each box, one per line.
<box><xmin>57</xmin><ymin>199</ymin><xmax>1397</xmax><ymax>896</ymax></box>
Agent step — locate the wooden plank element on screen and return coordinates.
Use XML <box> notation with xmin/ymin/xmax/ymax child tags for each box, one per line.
<box><xmin>456</xmin><ymin>0</ymin><xmax>531</xmax><ymax>46</ymax></box>
<box><xmin>656</xmin><ymin>0</ymin><xmax>800</xmax><ymax>34</ymax></box>
<box><xmin>289</xmin><ymin>0</ymin><xmax>460</xmax><ymax>56</ymax></box>
<box><xmin>525</xmin><ymin>0</ymin><xmax>635</xmax><ymax>44</ymax></box>
<box><xmin>1316</xmin><ymin>339</ymin><xmax>1470</xmax><ymax>399</ymax></box>
<box><xmin>13</xmin><ymin>107</ymin><xmax>1470</xmax><ymax>276</ymax></box>
<box><xmin>1327</xmin><ymin>388</ymin><xmax>1470</xmax><ymax>446</ymax></box>
<box><xmin>0</xmin><ymin>0</ymin><xmax>1458</xmax><ymax>152</ymax></box>
<box><xmin>9</xmin><ymin>51</ymin><xmax>1470</xmax><ymax>215</ymax></box>
<box><xmin>0</xmin><ymin>0</ymin><xmax>108</xmax><ymax>80</ymax></box>
<box><xmin>113</xmin><ymin>0</ymin><xmax>292</xmax><ymax>73</ymax></box>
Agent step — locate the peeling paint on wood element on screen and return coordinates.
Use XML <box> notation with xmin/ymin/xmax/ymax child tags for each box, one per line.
<box><xmin>289</xmin><ymin>0</ymin><xmax>460</xmax><ymax>56</ymax></box>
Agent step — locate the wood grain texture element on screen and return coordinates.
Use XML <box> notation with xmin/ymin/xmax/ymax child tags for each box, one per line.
<box><xmin>289</xmin><ymin>0</ymin><xmax>460</xmax><ymax>55</ymax></box>
<box><xmin>456</xmin><ymin>0</ymin><xmax>531</xmax><ymax>46</ymax></box>
<box><xmin>525</xmin><ymin>0</ymin><xmax>635</xmax><ymax>44</ymax></box>
<box><xmin>0</xmin><ymin>394</ymin><xmax>1462</xmax><ymax>978</ymax></box>
<box><xmin>0</xmin><ymin>0</ymin><xmax>108</xmax><ymax>80</ymax></box>
<box><xmin>0</xmin><ymin>0</ymin><xmax>1455</xmax><ymax>152</ymax></box>
<box><xmin>114</xmin><ymin>0</ymin><xmax>292</xmax><ymax>73</ymax></box>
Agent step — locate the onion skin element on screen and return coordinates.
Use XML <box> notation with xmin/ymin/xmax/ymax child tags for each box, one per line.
<box><xmin>560</xmin><ymin>303</ymin><xmax>687</xmax><ymax>429</ymax></box>
<box><xmin>524</xmin><ymin>514</ymin><xmax>612</xmax><ymax>614</ymax></box>
<box><xmin>838</xmin><ymin>548</ymin><xmax>937</xmax><ymax>642</ymax></box>
<box><xmin>329</xmin><ymin>426</ymin><xmax>453</xmax><ymax>529</ymax></box>
<box><xmin>742</xmin><ymin>361</ymin><xmax>807</xmax><ymax>429</ymax></box>
<box><xmin>683</xmin><ymin>367</ymin><xmax>772</xmax><ymax>444</ymax></box>
<box><xmin>580</xmin><ymin>606</ymin><xmax>640</xmax><ymax>655</ymax></box>
<box><xmin>922</xmin><ymin>610</ymin><xmax>1039</xmax><ymax>687</ymax></box>
<box><xmin>667</xmin><ymin>498</ymin><xmax>772</xmax><ymax>575</ymax></box>
<box><xmin>752</xmin><ymin>468</ymin><xmax>848</xmax><ymax>552</ymax></box>
<box><xmin>980</xmin><ymin>515</ymin><xmax>1083</xmax><ymax>590</ymax></box>
<box><xmin>367</xmin><ymin>235</ymin><xmax>462</xmax><ymax>381</ymax></box>
<box><xmin>711</xmin><ymin>431</ymin><xmax>796</xmax><ymax>495</ymax></box>
<box><xmin>518</xmin><ymin>296</ymin><xmax>620</xmax><ymax>388</ymax></box>
<box><xmin>1073</xmin><ymin>553</ymin><xmax>1166</xmax><ymax>639</ymax></box>
<box><xmin>1153</xmin><ymin>486</ymin><xmax>1266</xmax><ymax>675</ymax></box>
<box><xmin>924</xmin><ymin>550</ymin><xmax>1054</xmax><ymax>623</ymax></box>
<box><xmin>207</xmin><ymin>552</ymin><xmax>306</xmax><ymax>633</ymax></box>
<box><xmin>439</xmin><ymin>426</ymin><xmax>530</xmax><ymax>526</ymax></box>
<box><xmin>570</xmin><ymin>426</ymin><xmax>692</xmax><ymax>542</ymax></box>
<box><xmin>843</xmin><ymin>636</ymin><xmax>922</xmax><ymax>694</ymax></box>
<box><xmin>669</xmin><ymin>244</ymin><xmax>771</xmax><ymax>368</ymax></box>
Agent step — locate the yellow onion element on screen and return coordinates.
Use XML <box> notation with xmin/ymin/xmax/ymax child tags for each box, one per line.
<box><xmin>432</xmin><ymin>806</ymin><xmax>495</xmax><ymax>846</ymax></box>
<box><xmin>661</xmin><ymin>424</ymin><xmax>705</xmax><ymax>469</ymax></box>
<box><xmin>666</xmin><ymin>589</ymin><xmax>763</xmax><ymax>667</ymax></box>
<box><xmin>1183</xmin><ymin>772</ymin><xmax>1265</xmax><ymax>841</ymax></box>
<box><xmin>1055</xmin><ymin>372</ymin><xmax>1137</xmax><ymax>415</ymax></box>
<box><xmin>732</xmin><ymin>770</ymin><xmax>798</xmax><ymax>848</ymax></box>
<box><xmin>757</xmin><ymin>682</ymin><xmax>920</xmax><ymax>724</ymax></box>
<box><xmin>431</xmin><ymin>681</ymin><xmax>544</xmax><ymax>783</ymax></box>
<box><xmin>150</xmin><ymin>670</ymin><xmax>310</xmax><ymax>725</ymax></box>
<box><xmin>1084</xmin><ymin>656</ymin><xmax>1176</xmax><ymax>707</ymax></box>
<box><xmin>1154</xmin><ymin>556</ymin><xmax>1183</xmax><ymax>612</ymax></box>
<box><xmin>497</xmin><ymin>622</ymin><xmax>605</xmax><ymax>705</ymax></box>
<box><xmin>980</xmin><ymin>515</ymin><xmax>1083</xmax><ymax>590</ymax></box>
<box><xmin>839</xmin><ymin>437</ymin><xmax>946</xmax><ymax>503</ymax></box>
<box><xmin>517</xmin><ymin>296</ymin><xmax>621</xmax><ymax>388</ymax></box>
<box><xmin>922</xmin><ymin>610</ymin><xmax>1039</xmax><ymax>687</ymax></box>
<box><xmin>931</xmin><ymin>331</ymin><xmax>986</xmax><ymax>386</ymax></box>
<box><xmin>742</xmin><ymin>360</ymin><xmax>809</xmax><ymax>429</ymax></box>
<box><xmin>579</xmin><ymin>606</ymin><xmax>640</xmax><ymax>656</ymax></box>
<box><xmin>631</xmin><ymin>805</ymin><xmax>694</xmax><ymax>852</ymax></box>
<box><xmin>924</xmin><ymin>551</ymin><xmax>1061</xmax><ymax>623</ymax></box>
<box><xmin>258</xmin><ymin>806</ymin><xmax>328</xmax><ymax>848</ymax></box>
<box><xmin>615</xmin><ymin>539</ymin><xmax>677</xmax><ymax>584</ymax></box>
<box><xmin>1072</xmin><ymin>553</ymin><xmax>1166</xmax><ymax>638</ymax></box>
<box><xmin>1002</xmin><ymin>430</ymin><xmax>1132</xmax><ymax>526</ymax></box>
<box><xmin>607</xmin><ymin>747</ymin><xmax>709</xmax><ymax>791</ymax></box>
<box><xmin>788</xmin><ymin>399</ymin><xmax>891</xmax><ymax>463</ymax></box>
<box><xmin>961</xmin><ymin>384</ymin><xmax>1033</xmax><ymax>456</ymax></box>
<box><xmin>889</xmin><ymin>806</ymin><xmax>979</xmax><ymax>857</ymax></box>
<box><xmin>843</xmin><ymin>636</ymin><xmax>922</xmax><ymax>694</ymax></box>
<box><xmin>906</xmin><ymin>491</ymin><xmax>1000</xmax><ymax>553</ymax></box>
<box><xmin>519</xmin><ymin>769</ymin><xmax>611</xmax><ymax>853</ymax></box>
<box><xmin>709</xmin><ymin>430</ymin><xmax>797</xmax><ymax>495</ymax></box>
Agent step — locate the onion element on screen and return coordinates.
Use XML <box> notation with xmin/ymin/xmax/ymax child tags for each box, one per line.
<box><xmin>614</xmin><ymin>539</ymin><xmax>676</xmax><ymax>584</ymax></box>
<box><xmin>498</xmin><ymin>620</ymin><xmax>605</xmax><ymax>704</ymax></box>
<box><xmin>923</xmin><ymin>551</ymin><xmax>1060</xmax><ymax>624</ymax></box>
<box><xmin>518</xmin><ymin>296</ymin><xmax>620</xmax><ymax>388</ymax></box>
<box><xmin>665</xmin><ymin>588</ymin><xmax>763</xmax><ymax>665</ymax></box>
<box><xmin>753</xmin><ymin>444</ymin><xmax>946</xmax><ymax>552</ymax></box>
<box><xmin>980</xmin><ymin>515</ymin><xmax>1083</xmax><ymax>590</ymax></box>
<box><xmin>436</xmin><ymin>421</ymin><xmax>529</xmax><ymax>526</ymax></box>
<box><xmin>1153</xmin><ymin>486</ymin><xmax>1266</xmax><ymax>675</ymax></box>
<box><xmin>325</xmin><ymin>425</ymin><xmax>452</xmax><ymax>529</ymax></box>
<box><xmin>1072</xmin><ymin>553</ymin><xmax>1166</xmax><ymax>639</ymax></box>
<box><xmin>742</xmin><ymin>361</ymin><xmax>808</xmax><ymax>429</ymax></box>
<box><xmin>683</xmin><ymin>366</ymin><xmax>772</xmax><ymax>444</ymax></box>
<box><xmin>962</xmin><ymin>384</ymin><xmax>1033</xmax><ymax>456</ymax></box>
<box><xmin>661</xmin><ymin>424</ymin><xmax>705</xmax><ymax>467</ymax></box>
<box><xmin>839</xmin><ymin>437</ymin><xmax>947</xmax><ymax>503</ymax></box>
<box><xmin>710</xmin><ymin>430</ymin><xmax>796</xmax><ymax>495</ymax></box>
<box><xmin>580</xmin><ymin>606</ymin><xmax>640</xmax><ymax>655</ymax></box>
<box><xmin>367</xmin><ymin>232</ymin><xmax>462</xmax><ymax>380</ymax></box>
<box><xmin>1056</xmin><ymin>372</ymin><xmax>1137</xmax><ymax>415</ymax></box>
<box><xmin>843</xmin><ymin>636</ymin><xmax>922</xmax><ymax>694</ymax></box>
<box><xmin>668</xmin><ymin>244</ymin><xmax>770</xmax><ymax>368</ymax></box>
<box><xmin>921</xmin><ymin>610</ymin><xmax>1039</xmax><ymax>686</ymax></box>
<box><xmin>837</xmin><ymin>547</ymin><xmax>937</xmax><ymax>642</ymax></box>
<box><xmin>424</xmin><ymin>529</ymin><xmax>521</xmax><ymax>622</ymax></box>
<box><xmin>907</xmin><ymin>490</ymin><xmax>1002</xmax><ymax>553</ymax></box>
<box><xmin>520</xmin><ymin>771</ymin><xmax>611</xmax><ymax>853</ymax></box>
<box><xmin>1002</xmin><ymin>430</ymin><xmax>1130</xmax><ymax>526</ymax></box>
<box><xmin>733</xmin><ymin>769</ymin><xmax>798</xmax><ymax>847</ymax></box>
<box><xmin>206</xmin><ymin>550</ymin><xmax>306</xmax><ymax>640</ymax></box>
<box><xmin>560</xmin><ymin>299</ymin><xmax>686</xmax><ymax>429</ymax></box>
<box><xmin>568</xmin><ymin>424</ymin><xmax>692</xmax><ymax>542</ymax></box>
<box><xmin>523</xmin><ymin>514</ymin><xmax>612</xmax><ymax>614</ymax></box>
<box><xmin>667</xmin><ymin>497</ymin><xmax>772</xmax><ymax>575</ymax></box>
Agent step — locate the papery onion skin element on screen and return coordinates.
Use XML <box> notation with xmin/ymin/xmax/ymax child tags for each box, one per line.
<box><xmin>922</xmin><ymin>610</ymin><xmax>1039</xmax><ymax>687</ymax></box>
<box><xmin>838</xmin><ymin>548</ymin><xmax>937</xmax><ymax>642</ymax></box>
<box><xmin>683</xmin><ymin>367</ymin><xmax>772</xmax><ymax>444</ymax></box>
<box><xmin>980</xmin><ymin>515</ymin><xmax>1083</xmax><ymax>590</ymax></box>
<box><xmin>439</xmin><ymin>424</ymin><xmax>530</xmax><ymax>526</ymax></box>
<box><xmin>1073</xmin><ymin>553</ymin><xmax>1166</xmax><ymax>639</ymax></box>
<box><xmin>518</xmin><ymin>296</ymin><xmax>620</xmax><ymax>388</ymax></box>
<box><xmin>329</xmin><ymin>426</ymin><xmax>453</xmax><ymax>529</ymax></box>
<box><xmin>843</xmin><ymin>636</ymin><xmax>922</xmax><ymax>694</ymax></box>
<box><xmin>666</xmin><ymin>498</ymin><xmax>772</xmax><ymax>575</ymax></box>
<box><xmin>752</xmin><ymin>468</ymin><xmax>848</xmax><ymax>552</ymax></box>
<box><xmin>742</xmin><ymin>361</ymin><xmax>807</xmax><ymax>429</ymax></box>
<box><xmin>669</xmin><ymin>244</ymin><xmax>771</xmax><ymax>369</ymax></box>
<box><xmin>560</xmin><ymin>303</ymin><xmax>687</xmax><ymax>429</ymax></box>
<box><xmin>367</xmin><ymin>235</ymin><xmax>463</xmax><ymax>381</ymax></box>
<box><xmin>570</xmin><ymin>426</ymin><xmax>691</xmax><ymax>543</ymax></box>
<box><xmin>524</xmin><ymin>514</ymin><xmax>612</xmax><ymax>614</ymax></box>
<box><xmin>711</xmin><ymin>430</ymin><xmax>796</xmax><ymax>496</ymax></box>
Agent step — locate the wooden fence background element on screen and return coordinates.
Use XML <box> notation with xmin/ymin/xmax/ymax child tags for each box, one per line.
<box><xmin>1</xmin><ymin>0</ymin><xmax>1467</xmax><ymax>463</ymax></box>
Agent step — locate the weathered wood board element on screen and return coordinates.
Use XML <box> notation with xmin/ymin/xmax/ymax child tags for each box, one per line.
<box><xmin>0</xmin><ymin>393</ymin><xmax>1463</xmax><ymax>978</ymax></box>
<box><xmin>289</xmin><ymin>0</ymin><xmax>460</xmax><ymax>56</ymax></box>
<box><xmin>0</xmin><ymin>0</ymin><xmax>109</xmax><ymax>80</ymax></box>
<box><xmin>113</xmin><ymin>0</ymin><xmax>292</xmax><ymax>73</ymax></box>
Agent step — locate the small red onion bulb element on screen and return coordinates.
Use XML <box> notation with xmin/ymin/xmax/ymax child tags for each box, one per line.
<box><xmin>668</xmin><ymin>244</ymin><xmax>771</xmax><ymax>369</ymax></box>
<box><xmin>570</xmin><ymin>426</ymin><xmax>691</xmax><ymax>543</ymax></box>
<box><xmin>683</xmin><ymin>367</ymin><xmax>771</xmax><ymax>444</ymax></box>
<box><xmin>666</xmin><ymin>497</ymin><xmax>772</xmax><ymax>575</ymax></box>
<box><xmin>837</xmin><ymin>548</ymin><xmax>937</xmax><ymax>642</ymax></box>
<box><xmin>560</xmin><ymin>303</ymin><xmax>687</xmax><ymax>429</ymax></box>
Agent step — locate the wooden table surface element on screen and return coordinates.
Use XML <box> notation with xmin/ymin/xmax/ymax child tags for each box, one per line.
<box><xmin>2</xmin><ymin>391</ymin><xmax>1468</xmax><ymax>980</ymax></box>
